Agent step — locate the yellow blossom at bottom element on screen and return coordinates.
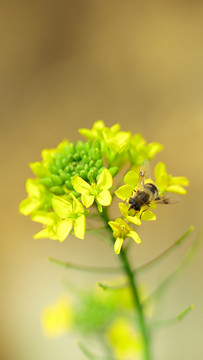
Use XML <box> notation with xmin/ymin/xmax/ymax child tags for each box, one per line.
<box><xmin>105</xmin><ymin>317</ymin><xmax>142</xmax><ymax>360</ymax></box>
<box><xmin>41</xmin><ymin>296</ymin><xmax>73</xmax><ymax>337</ymax></box>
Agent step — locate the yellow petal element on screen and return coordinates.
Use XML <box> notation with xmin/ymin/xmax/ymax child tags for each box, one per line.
<box><xmin>141</xmin><ymin>209</ymin><xmax>156</xmax><ymax>221</ymax></box>
<box><xmin>82</xmin><ymin>194</ymin><xmax>95</xmax><ymax>208</ymax></box>
<box><xmin>128</xmin><ymin>231</ymin><xmax>141</xmax><ymax>244</ymax></box>
<box><xmin>114</xmin><ymin>237</ymin><xmax>124</xmax><ymax>254</ymax></box>
<box><xmin>96</xmin><ymin>189</ymin><xmax>112</xmax><ymax>206</ymax></box>
<box><xmin>52</xmin><ymin>196</ymin><xmax>72</xmax><ymax>218</ymax></box>
<box><xmin>74</xmin><ymin>215</ymin><xmax>85</xmax><ymax>239</ymax></box>
<box><xmin>114</xmin><ymin>185</ymin><xmax>133</xmax><ymax>201</ymax></box>
<box><xmin>56</xmin><ymin>219</ymin><xmax>73</xmax><ymax>241</ymax></box>
<box><xmin>71</xmin><ymin>175</ymin><xmax>91</xmax><ymax>194</ymax></box>
<box><xmin>97</xmin><ymin>169</ymin><xmax>113</xmax><ymax>189</ymax></box>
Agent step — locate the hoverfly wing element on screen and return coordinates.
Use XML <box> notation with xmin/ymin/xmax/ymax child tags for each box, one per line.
<box><xmin>155</xmin><ymin>193</ymin><xmax>181</xmax><ymax>204</ymax></box>
<box><xmin>137</xmin><ymin>159</ymin><xmax>151</xmax><ymax>190</ymax></box>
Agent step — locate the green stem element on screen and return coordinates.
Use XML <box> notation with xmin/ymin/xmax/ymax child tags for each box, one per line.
<box><xmin>101</xmin><ymin>208</ymin><xmax>151</xmax><ymax>360</ymax></box>
<box><xmin>151</xmin><ymin>304</ymin><xmax>194</xmax><ymax>329</ymax></box>
<box><xmin>47</xmin><ymin>257</ymin><xmax>123</xmax><ymax>273</ymax></box>
<box><xmin>119</xmin><ymin>248</ymin><xmax>150</xmax><ymax>360</ymax></box>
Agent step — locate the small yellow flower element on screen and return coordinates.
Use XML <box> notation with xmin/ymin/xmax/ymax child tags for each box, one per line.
<box><xmin>129</xmin><ymin>133</ymin><xmax>163</xmax><ymax>166</ymax></box>
<box><xmin>154</xmin><ymin>162</ymin><xmax>189</xmax><ymax>195</ymax></box>
<box><xmin>79</xmin><ymin>121</ymin><xmax>131</xmax><ymax>166</ymax></box>
<box><xmin>52</xmin><ymin>194</ymin><xmax>88</xmax><ymax>241</ymax></box>
<box><xmin>41</xmin><ymin>296</ymin><xmax>73</xmax><ymax>337</ymax></box>
<box><xmin>31</xmin><ymin>211</ymin><xmax>59</xmax><ymax>240</ymax></box>
<box><xmin>109</xmin><ymin>218</ymin><xmax>141</xmax><ymax>254</ymax></box>
<box><xmin>19</xmin><ymin>179</ymin><xmax>52</xmax><ymax>216</ymax></box>
<box><xmin>71</xmin><ymin>168</ymin><xmax>113</xmax><ymax>212</ymax></box>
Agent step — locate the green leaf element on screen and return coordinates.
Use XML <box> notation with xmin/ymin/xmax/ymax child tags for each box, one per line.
<box><xmin>114</xmin><ymin>185</ymin><xmax>133</xmax><ymax>200</ymax></box>
<box><xmin>56</xmin><ymin>219</ymin><xmax>73</xmax><ymax>241</ymax></box>
<box><xmin>52</xmin><ymin>196</ymin><xmax>72</xmax><ymax>218</ymax></box>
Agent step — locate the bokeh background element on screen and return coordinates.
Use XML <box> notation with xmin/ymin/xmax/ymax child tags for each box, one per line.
<box><xmin>1</xmin><ymin>1</ymin><xmax>203</xmax><ymax>359</ymax></box>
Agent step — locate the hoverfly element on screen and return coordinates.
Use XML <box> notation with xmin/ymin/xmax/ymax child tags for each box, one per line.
<box><xmin>129</xmin><ymin>159</ymin><xmax>180</xmax><ymax>212</ymax></box>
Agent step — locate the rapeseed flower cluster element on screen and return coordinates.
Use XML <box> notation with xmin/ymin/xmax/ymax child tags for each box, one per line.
<box><xmin>19</xmin><ymin>121</ymin><xmax>188</xmax><ymax>253</ymax></box>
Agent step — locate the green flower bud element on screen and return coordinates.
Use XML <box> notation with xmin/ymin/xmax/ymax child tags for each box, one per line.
<box><xmin>84</xmin><ymin>164</ymin><xmax>89</xmax><ymax>172</ymax></box>
<box><xmin>65</xmin><ymin>180</ymin><xmax>74</xmax><ymax>190</ymax></box>
<box><xmin>61</xmin><ymin>157</ymin><xmax>68</xmax><ymax>168</ymax></box>
<box><xmin>76</xmin><ymin>140</ymin><xmax>84</xmax><ymax>151</ymax></box>
<box><xmin>50</xmin><ymin>186</ymin><xmax>65</xmax><ymax>195</ymax></box>
<box><xmin>73</xmin><ymin>153</ymin><xmax>80</xmax><ymax>161</ymax></box>
<box><xmin>54</xmin><ymin>158</ymin><xmax>63</xmax><ymax>169</ymax></box>
<box><xmin>92</xmin><ymin>139</ymin><xmax>100</xmax><ymax>149</ymax></box>
<box><xmin>79</xmin><ymin>170</ymin><xmax>88</xmax><ymax>180</ymax></box>
<box><xmin>82</xmin><ymin>155</ymin><xmax>89</xmax><ymax>164</ymax></box>
<box><xmin>59</xmin><ymin>170</ymin><xmax>70</xmax><ymax>181</ymax></box>
<box><xmin>76</xmin><ymin>164</ymin><xmax>83</xmax><ymax>172</ymax></box>
<box><xmin>108</xmin><ymin>167</ymin><xmax>119</xmax><ymax>177</ymax></box>
<box><xmin>98</xmin><ymin>167</ymin><xmax>106</xmax><ymax>175</ymax></box>
<box><xmin>64</xmin><ymin>165</ymin><xmax>71</xmax><ymax>173</ymax></box>
<box><xmin>80</xmin><ymin>150</ymin><xmax>86</xmax><ymax>157</ymax></box>
<box><xmin>92</xmin><ymin>148</ymin><xmax>100</xmax><ymax>160</ymax></box>
<box><xmin>87</xmin><ymin>169</ymin><xmax>96</xmax><ymax>181</ymax></box>
<box><xmin>70</xmin><ymin>191</ymin><xmax>80</xmax><ymax>198</ymax></box>
<box><xmin>68</xmin><ymin>143</ymin><xmax>75</xmax><ymax>154</ymax></box>
<box><xmin>96</xmin><ymin>159</ymin><xmax>103</xmax><ymax>169</ymax></box>
<box><xmin>39</xmin><ymin>177</ymin><xmax>54</xmax><ymax>187</ymax></box>
<box><xmin>51</xmin><ymin>174</ymin><xmax>64</xmax><ymax>185</ymax></box>
<box><xmin>67</xmin><ymin>154</ymin><xmax>73</xmax><ymax>163</ymax></box>
<box><xmin>84</xmin><ymin>142</ymin><xmax>90</xmax><ymax>152</ymax></box>
<box><xmin>48</xmin><ymin>164</ymin><xmax>58</xmax><ymax>174</ymax></box>
<box><xmin>89</xmin><ymin>160</ymin><xmax>95</xmax><ymax>168</ymax></box>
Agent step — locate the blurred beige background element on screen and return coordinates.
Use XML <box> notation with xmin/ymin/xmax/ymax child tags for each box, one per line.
<box><xmin>1</xmin><ymin>1</ymin><xmax>203</xmax><ymax>359</ymax></box>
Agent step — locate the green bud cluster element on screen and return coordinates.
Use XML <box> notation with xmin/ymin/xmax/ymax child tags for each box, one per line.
<box><xmin>39</xmin><ymin>139</ymin><xmax>118</xmax><ymax>196</ymax></box>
